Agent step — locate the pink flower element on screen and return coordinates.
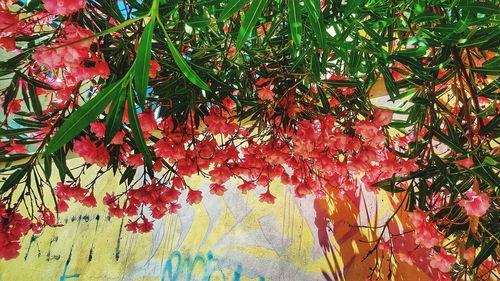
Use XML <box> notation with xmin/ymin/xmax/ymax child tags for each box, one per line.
<box><xmin>43</xmin><ymin>0</ymin><xmax>86</xmax><ymax>15</ymax></box>
<box><xmin>409</xmin><ymin>210</ymin><xmax>442</xmax><ymax>248</ymax></box>
<box><xmin>373</xmin><ymin>108</ymin><xmax>393</xmax><ymax>126</ymax></box>
<box><xmin>459</xmin><ymin>190</ymin><xmax>490</xmax><ymax>217</ymax></box>
<box><xmin>463</xmin><ymin>247</ymin><xmax>475</xmax><ymax>264</ymax></box>
<box><xmin>429</xmin><ymin>249</ymin><xmax>456</xmax><ymax>273</ymax></box>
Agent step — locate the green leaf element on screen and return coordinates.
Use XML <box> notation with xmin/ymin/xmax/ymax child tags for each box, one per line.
<box><xmin>372</xmin><ymin>177</ymin><xmax>406</xmax><ymax>193</ymax></box>
<box><xmin>13</xmin><ymin>118</ymin><xmax>47</xmax><ymax>128</ymax></box>
<box><xmin>235</xmin><ymin>0</ymin><xmax>269</xmax><ymax>51</ymax></box>
<box><xmin>0</xmin><ymin>128</ymin><xmax>38</xmax><ymax>137</ymax></box>
<box><xmin>219</xmin><ymin>0</ymin><xmax>250</xmax><ymax>22</ymax></box>
<box><xmin>473</xmin><ymin>239</ymin><xmax>498</xmax><ymax>268</ymax></box>
<box><xmin>471</xmin><ymin>156</ymin><xmax>500</xmax><ymax>190</ymax></box>
<box><xmin>380</xmin><ymin>66</ymin><xmax>398</xmax><ymax>99</ymax></box>
<box><xmin>44</xmin><ymin>80</ymin><xmax>123</xmax><ymax>156</ymax></box>
<box><xmin>427</xmin><ymin>125</ymin><xmax>466</xmax><ymax>153</ymax></box>
<box><xmin>127</xmin><ymin>91</ymin><xmax>154</xmax><ymax>177</ymax></box>
<box><xmin>0</xmin><ymin>168</ymin><xmax>28</xmax><ymax>194</ymax></box>
<box><xmin>288</xmin><ymin>0</ymin><xmax>302</xmax><ymax>46</ymax></box>
<box><xmin>459</xmin><ymin>1</ymin><xmax>500</xmax><ymax>16</ymax></box>
<box><xmin>186</xmin><ymin>16</ymin><xmax>211</xmax><ymax>28</ymax></box>
<box><xmin>164</xmin><ymin>29</ymin><xmax>210</xmax><ymax>91</ymax></box>
<box><xmin>53</xmin><ymin>148</ymin><xmax>74</xmax><ymax>181</ymax></box>
<box><xmin>105</xmin><ymin>90</ymin><xmax>127</xmax><ymax>144</ymax></box>
<box><xmin>0</xmin><ymin>154</ymin><xmax>30</xmax><ymax>163</ymax></box>
<box><xmin>134</xmin><ymin>18</ymin><xmax>155</xmax><ymax>109</ymax></box>
<box><xmin>43</xmin><ymin>156</ymin><xmax>52</xmax><ymax>181</ymax></box>
<box><xmin>413</xmin><ymin>12</ymin><xmax>444</xmax><ymax>23</ymax></box>
<box><xmin>27</xmin><ymin>82</ymin><xmax>43</xmax><ymax>117</ymax></box>
<box><xmin>304</xmin><ymin>0</ymin><xmax>326</xmax><ymax>48</ymax></box>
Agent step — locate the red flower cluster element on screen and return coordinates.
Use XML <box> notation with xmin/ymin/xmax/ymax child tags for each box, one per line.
<box><xmin>103</xmin><ymin>179</ymin><xmax>182</xmax><ymax>223</ymax></box>
<box><xmin>0</xmin><ymin>205</ymin><xmax>31</xmax><ymax>260</ymax></box>
<box><xmin>33</xmin><ymin>24</ymin><xmax>110</xmax><ymax>80</ymax></box>
<box><xmin>409</xmin><ymin>209</ymin><xmax>443</xmax><ymax>248</ymax></box>
<box><xmin>54</xmin><ymin>182</ymin><xmax>97</xmax><ymax>212</ymax></box>
<box><xmin>73</xmin><ymin>136</ymin><xmax>110</xmax><ymax>167</ymax></box>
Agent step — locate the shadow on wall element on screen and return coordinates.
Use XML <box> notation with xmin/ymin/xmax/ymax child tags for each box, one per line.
<box><xmin>0</xmin><ymin>163</ymin><xmax>432</xmax><ymax>281</ymax></box>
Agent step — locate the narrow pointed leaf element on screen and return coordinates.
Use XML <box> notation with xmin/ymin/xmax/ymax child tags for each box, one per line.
<box><xmin>219</xmin><ymin>0</ymin><xmax>250</xmax><ymax>22</ymax></box>
<box><xmin>288</xmin><ymin>0</ymin><xmax>302</xmax><ymax>46</ymax></box>
<box><xmin>304</xmin><ymin>0</ymin><xmax>326</xmax><ymax>48</ymax></box>
<box><xmin>473</xmin><ymin>239</ymin><xmax>498</xmax><ymax>268</ymax></box>
<box><xmin>105</xmin><ymin>90</ymin><xmax>127</xmax><ymax>144</ymax></box>
<box><xmin>380</xmin><ymin>66</ymin><xmax>398</xmax><ymax>98</ymax></box>
<box><xmin>235</xmin><ymin>0</ymin><xmax>269</xmax><ymax>51</ymax></box>
<box><xmin>134</xmin><ymin>18</ymin><xmax>155</xmax><ymax>109</ymax></box>
<box><xmin>44</xmin><ymin>81</ymin><xmax>122</xmax><ymax>156</ymax></box>
<box><xmin>127</xmin><ymin>91</ymin><xmax>154</xmax><ymax>177</ymax></box>
<box><xmin>164</xmin><ymin>33</ymin><xmax>210</xmax><ymax>91</ymax></box>
<box><xmin>1</xmin><ymin>168</ymin><xmax>28</xmax><ymax>194</ymax></box>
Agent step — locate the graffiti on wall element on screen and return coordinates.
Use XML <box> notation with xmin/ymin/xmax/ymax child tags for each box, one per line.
<box><xmin>0</xmin><ymin>161</ymin><xmax>432</xmax><ymax>281</ymax></box>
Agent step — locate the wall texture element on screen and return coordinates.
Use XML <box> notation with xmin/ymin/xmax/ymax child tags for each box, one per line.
<box><xmin>0</xmin><ymin>160</ymin><xmax>432</xmax><ymax>281</ymax></box>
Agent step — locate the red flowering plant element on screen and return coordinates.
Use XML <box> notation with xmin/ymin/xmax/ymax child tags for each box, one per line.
<box><xmin>0</xmin><ymin>0</ymin><xmax>498</xmax><ymax>279</ymax></box>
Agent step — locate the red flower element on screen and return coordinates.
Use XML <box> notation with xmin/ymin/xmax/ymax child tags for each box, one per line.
<box><xmin>408</xmin><ymin>209</ymin><xmax>443</xmax><ymax>248</ymax></box>
<box><xmin>257</xmin><ymin>86</ymin><xmax>275</xmax><ymax>101</ymax></box>
<box><xmin>237</xmin><ymin>181</ymin><xmax>256</xmax><ymax>194</ymax></box>
<box><xmin>0</xmin><ymin>205</ymin><xmax>31</xmax><ymax>260</ymax></box>
<box><xmin>259</xmin><ymin>191</ymin><xmax>276</xmax><ymax>204</ymax></box>
<box><xmin>137</xmin><ymin>111</ymin><xmax>157</xmax><ymax>136</ymax></box>
<box><xmin>111</xmin><ymin>131</ymin><xmax>125</xmax><ymax>145</ymax></box>
<box><xmin>90</xmin><ymin>122</ymin><xmax>106</xmax><ymax>138</ymax></box>
<box><xmin>6</xmin><ymin>99</ymin><xmax>22</xmax><ymax>114</ymax></box>
<box><xmin>126</xmin><ymin>217</ymin><xmax>154</xmax><ymax>233</ymax></box>
<box><xmin>81</xmin><ymin>192</ymin><xmax>97</xmax><ymax>207</ymax></box>
<box><xmin>373</xmin><ymin>108</ymin><xmax>393</xmax><ymax>126</ymax></box>
<box><xmin>149</xmin><ymin>60</ymin><xmax>161</xmax><ymax>78</ymax></box>
<box><xmin>0</xmin><ymin>37</ymin><xmax>16</xmax><ymax>52</ymax></box>
<box><xmin>186</xmin><ymin>189</ymin><xmax>203</xmax><ymax>205</ymax></box>
<box><xmin>127</xmin><ymin>154</ymin><xmax>144</xmax><ymax>168</ymax></box>
<box><xmin>454</xmin><ymin>158</ymin><xmax>474</xmax><ymax>168</ymax></box>
<box><xmin>73</xmin><ymin>136</ymin><xmax>109</xmax><ymax>167</ymax></box>
<box><xmin>209</xmin><ymin>183</ymin><xmax>227</xmax><ymax>196</ymax></box>
<box><xmin>209</xmin><ymin>165</ymin><xmax>232</xmax><ymax>185</ymax></box>
<box><xmin>6</xmin><ymin>143</ymin><xmax>28</xmax><ymax>154</ymax></box>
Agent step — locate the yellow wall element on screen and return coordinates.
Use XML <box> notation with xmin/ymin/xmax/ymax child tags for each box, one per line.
<box><xmin>0</xmin><ymin>157</ymin><xmax>433</xmax><ymax>281</ymax></box>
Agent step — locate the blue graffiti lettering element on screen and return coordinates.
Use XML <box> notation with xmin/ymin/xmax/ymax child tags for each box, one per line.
<box><xmin>160</xmin><ymin>251</ymin><xmax>264</xmax><ymax>281</ymax></box>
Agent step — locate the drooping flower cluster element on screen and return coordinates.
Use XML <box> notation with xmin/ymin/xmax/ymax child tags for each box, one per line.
<box><xmin>0</xmin><ymin>205</ymin><xmax>31</xmax><ymax>260</ymax></box>
<box><xmin>33</xmin><ymin>24</ymin><xmax>110</xmax><ymax>80</ymax></box>
<box><xmin>54</xmin><ymin>182</ymin><xmax>97</xmax><ymax>212</ymax></box>
<box><xmin>0</xmin><ymin>1</ymin><xmax>497</xmax><ymax>279</ymax></box>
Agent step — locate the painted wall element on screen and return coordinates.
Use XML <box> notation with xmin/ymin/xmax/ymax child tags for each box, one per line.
<box><xmin>0</xmin><ymin>165</ymin><xmax>432</xmax><ymax>281</ymax></box>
